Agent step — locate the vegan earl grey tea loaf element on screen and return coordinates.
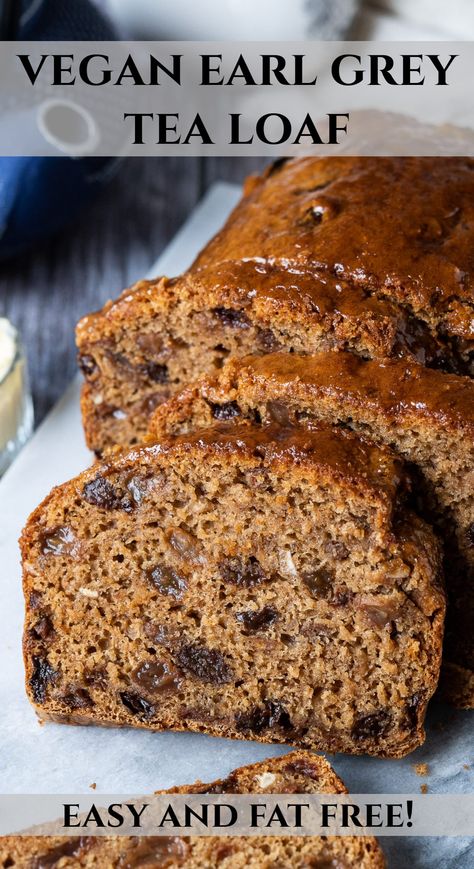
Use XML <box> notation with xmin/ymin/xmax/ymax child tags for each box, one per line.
<box><xmin>77</xmin><ymin>156</ymin><xmax>474</xmax><ymax>455</ymax></box>
<box><xmin>0</xmin><ymin>751</ymin><xmax>385</xmax><ymax>868</ymax></box>
<box><xmin>22</xmin><ymin>423</ymin><xmax>444</xmax><ymax>758</ymax></box>
<box><xmin>149</xmin><ymin>351</ymin><xmax>474</xmax><ymax>708</ymax></box>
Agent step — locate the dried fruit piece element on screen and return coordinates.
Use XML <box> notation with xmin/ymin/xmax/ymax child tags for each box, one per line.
<box><xmin>235</xmin><ymin>700</ymin><xmax>292</xmax><ymax>734</ymax></box>
<box><xmin>176</xmin><ymin>642</ymin><xmax>233</xmax><ymax>684</ymax></box>
<box><xmin>147</xmin><ymin>565</ymin><xmax>187</xmax><ymax>600</ymax></box>
<box><xmin>284</xmin><ymin>758</ymin><xmax>321</xmax><ymax>780</ymax></box>
<box><xmin>303</xmin><ymin>568</ymin><xmax>335</xmax><ymax>599</ymax></box>
<box><xmin>39</xmin><ymin>526</ymin><xmax>80</xmax><ymax>558</ymax></box>
<box><xmin>220</xmin><ymin>555</ymin><xmax>269</xmax><ymax>587</ymax></box>
<box><xmin>352</xmin><ymin>711</ymin><xmax>391</xmax><ymax>741</ymax></box>
<box><xmin>167</xmin><ymin>527</ymin><xmax>204</xmax><ymax>564</ymax></box>
<box><xmin>61</xmin><ymin>688</ymin><xmax>93</xmax><ymax>710</ymax></box>
<box><xmin>30</xmin><ymin>614</ymin><xmax>54</xmax><ymax>641</ymax></box>
<box><xmin>29</xmin><ymin>656</ymin><xmax>56</xmax><ymax>704</ymax></box>
<box><xmin>118</xmin><ymin>837</ymin><xmax>187</xmax><ymax>868</ymax></box>
<box><xmin>235</xmin><ymin>606</ymin><xmax>279</xmax><ymax>632</ymax></box>
<box><xmin>83</xmin><ymin>476</ymin><xmax>133</xmax><ymax>512</ymax></box>
<box><xmin>208</xmin><ymin>401</ymin><xmax>241</xmax><ymax>421</ymax></box>
<box><xmin>266</xmin><ymin>400</ymin><xmax>291</xmax><ymax>426</ymax></box>
<box><xmin>31</xmin><ymin>837</ymin><xmax>90</xmax><ymax>868</ymax></box>
<box><xmin>77</xmin><ymin>354</ymin><xmax>98</xmax><ymax>379</ymax></box>
<box><xmin>132</xmin><ymin>660</ymin><xmax>181</xmax><ymax>694</ymax></box>
<box><xmin>119</xmin><ymin>691</ymin><xmax>155</xmax><ymax>719</ymax></box>
<box><xmin>212</xmin><ymin>307</ymin><xmax>250</xmax><ymax>329</ymax></box>
<box><xmin>142</xmin><ymin>362</ymin><xmax>169</xmax><ymax>383</ymax></box>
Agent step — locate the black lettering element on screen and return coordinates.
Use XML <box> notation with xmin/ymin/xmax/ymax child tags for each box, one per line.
<box><xmin>227</xmin><ymin>54</ymin><xmax>256</xmax><ymax>86</ymax></box>
<box><xmin>83</xmin><ymin>804</ymin><xmax>106</xmax><ymax>828</ymax></box>
<box><xmin>123</xmin><ymin>112</ymin><xmax>153</xmax><ymax>144</ymax></box>
<box><xmin>214</xmin><ymin>804</ymin><xmax>238</xmax><ymax>827</ymax></box>
<box><xmin>184</xmin><ymin>804</ymin><xmax>209</xmax><ymax>826</ymax></box>
<box><xmin>366</xmin><ymin>804</ymin><xmax>383</xmax><ymax>827</ymax></box>
<box><xmin>78</xmin><ymin>54</ymin><xmax>111</xmax><ymax>86</ymax></box>
<box><xmin>250</xmin><ymin>803</ymin><xmax>267</xmax><ymax>827</ymax></box>
<box><xmin>287</xmin><ymin>803</ymin><xmax>309</xmax><ymax>826</ymax></box>
<box><xmin>159</xmin><ymin>805</ymin><xmax>182</xmax><ymax>827</ymax></box>
<box><xmin>328</xmin><ymin>112</ymin><xmax>349</xmax><ymax>143</ymax></box>
<box><xmin>230</xmin><ymin>113</ymin><xmax>253</xmax><ymax>144</ymax></box>
<box><xmin>63</xmin><ymin>804</ymin><xmax>80</xmax><ymax>827</ymax></box>
<box><xmin>428</xmin><ymin>53</ymin><xmax>457</xmax><ymax>84</ymax></box>
<box><xmin>293</xmin><ymin>113</ymin><xmax>324</xmax><ymax>144</ymax></box>
<box><xmin>369</xmin><ymin>54</ymin><xmax>397</xmax><ymax>85</ymax></box>
<box><xmin>201</xmin><ymin>54</ymin><xmax>224</xmax><ymax>85</ymax></box>
<box><xmin>52</xmin><ymin>54</ymin><xmax>75</xmax><ymax>85</ymax></box>
<box><xmin>17</xmin><ymin>53</ymin><xmax>48</xmax><ymax>85</ymax></box>
<box><xmin>127</xmin><ymin>804</ymin><xmax>149</xmax><ymax>827</ymax></box>
<box><xmin>107</xmin><ymin>805</ymin><xmax>125</xmax><ymax>828</ymax></box>
<box><xmin>341</xmin><ymin>804</ymin><xmax>363</xmax><ymax>827</ymax></box>
<box><xmin>387</xmin><ymin>803</ymin><xmax>405</xmax><ymax>827</ymax></box>
<box><xmin>182</xmin><ymin>113</ymin><xmax>213</xmax><ymax>144</ymax></box>
<box><xmin>294</xmin><ymin>54</ymin><xmax>318</xmax><ymax>85</ymax></box>
<box><xmin>149</xmin><ymin>54</ymin><xmax>181</xmax><ymax>85</ymax></box>
<box><xmin>256</xmin><ymin>113</ymin><xmax>291</xmax><ymax>144</ymax></box>
<box><xmin>321</xmin><ymin>803</ymin><xmax>337</xmax><ymax>827</ymax></box>
<box><xmin>115</xmin><ymin>55</ymin><xmax>145</xmax><ymax>86</ymax></box>
<box><xmin>157</xmin><ymin>114</ymin><xmax>180</xmax><ymax>144</ymax></box>
<box><xmin>331</xmin><ymin>54</ymin><xmax>363</xmax><ymax>86</ymax></box>
<box><xmin>401</xmin><ymin>54</ymin><xmax>424</xmax><ymax>85</ymax></box>
<box><xmin>261</xmin><ymin>54</ymin><xmax>289</xmax><ymax>85</ymax></box>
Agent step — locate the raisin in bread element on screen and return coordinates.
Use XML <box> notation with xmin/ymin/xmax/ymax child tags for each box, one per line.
<box><xmin>77</xmin><ymin>156</ymin><xmax>474</xmax><ymax>455</ymax></box>
<box><xmin>22</xmin><ymin>423</ymin><xmax>444</xmax><ymax>758</ymax></box>
<box><xmin>0</xmin><ymin>751</ymin><xmax>385</xmax><ymax>868</ymax></box>
<box><xmin>148</xmin><ymin>351</ymin><xmax>474</xmax><ymax>708</ymax></box>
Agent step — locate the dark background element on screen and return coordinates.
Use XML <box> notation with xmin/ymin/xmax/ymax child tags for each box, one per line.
<box><xmin>1</xmin><ymin>156</ymin><xmax>266</xmax><ymax>425</ymax></box>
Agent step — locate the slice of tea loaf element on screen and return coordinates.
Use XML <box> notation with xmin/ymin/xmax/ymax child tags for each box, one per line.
<box><xmin>148</xmin><ymin>351</ymin><xmax>474</xmax><ymax>708</ymax></box>
<box><xmin>77</xmin><ymin>261</ymin><xmax>448</xmax><ymax>456</ymax></box>
<box><xmin>77</xmin><ymin>156</ymin><xmax>474</xmax><ymax>455</ymax></box>
<box><xmin>22</xmin><ymin>423</ymin><xmax>444</xmax><ymax>758</ymax></box>
<box><xmin>0</xmin><ymin>751</ymin><xmax>385</xmax><ymax>868</ymax></box>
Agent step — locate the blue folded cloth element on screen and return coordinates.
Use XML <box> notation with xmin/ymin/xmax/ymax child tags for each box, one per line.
<box><xmin>0</xmin><ymin>0</ymin><xmax>117</xmax><ymax>260</ymax></box>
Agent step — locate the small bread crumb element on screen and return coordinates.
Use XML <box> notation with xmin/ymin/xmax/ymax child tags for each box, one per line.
<box><xmin>89</xmin><ymin>783</ymin><xmax>96</xmax><ymax>790</ymax></box>
<box><xmin>255</xmin><ymin>772</ymin><xmax>276</xmax><ymax>788</ymax></box>
<box><xmin>463</xmin><ymin>764</ymin><xmax>471</xmax><ymax>770</ymax></box>
<box><xmin>79</xmin><ymin>587</ymin><xmax>99</xmax><ymax>599</ymax></box>
<box><xmin>420</xmin><ymin>784</ymin><xmax>428</xmax><ymax>794</ymax></box>
<box><xmin>412</xmin><ymin>763</ymin><xmax>429</xmax><ymax>777</ymax></box>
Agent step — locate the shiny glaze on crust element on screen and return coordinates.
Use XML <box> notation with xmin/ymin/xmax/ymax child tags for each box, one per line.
<box><xmin>145</xmin><ymin>421</ymin><xmax>406</xmax><ymax>500</ymax></box>
<box><xmin>231</xmin><ymin>352</ymin><xmax>474</xmax><ymax>431</ymax></box>
<box><xmin>194</xmin><ymin>157</ymin><xmax>474</xmax><ymax>341</ymax></box>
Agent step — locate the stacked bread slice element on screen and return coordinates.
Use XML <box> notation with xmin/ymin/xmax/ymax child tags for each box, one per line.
<box><xmin>21</xmin><ymin>157</ymin><xmax>473</xmax><ymax>776</ymax></box>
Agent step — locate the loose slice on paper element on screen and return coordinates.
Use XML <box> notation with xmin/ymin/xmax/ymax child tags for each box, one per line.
<box><xmin>0</xmin><ymin>750</ymin><xmax>385</xmax><ymax>867</ymax></box>
<box><xmin>22</xmin><ymin>423</ymin><xmax>444</xmax><ymax>758</ymax></box>
<box><xmin>149</xmin><ymin>351</ymin><xmax>474</xmax><ymax>707</ymax></box>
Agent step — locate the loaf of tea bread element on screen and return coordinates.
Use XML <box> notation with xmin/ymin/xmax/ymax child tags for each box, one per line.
<box><xmin>77</xmin><ymin>157</ymin><xmax>474</xmax><ymax>456</ymax></box>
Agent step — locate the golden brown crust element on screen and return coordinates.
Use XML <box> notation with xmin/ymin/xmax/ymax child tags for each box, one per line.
<box><xmin>195</xmin><ymin>157</ymin><xmax>474</xmax><ymax>344</ymax></box>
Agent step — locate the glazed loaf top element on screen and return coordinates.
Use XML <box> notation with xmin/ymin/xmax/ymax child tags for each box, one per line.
<box><xmin>194</xmin><ymin>157</ymin><xmax>474</xmax><ymax>345</ymax></box>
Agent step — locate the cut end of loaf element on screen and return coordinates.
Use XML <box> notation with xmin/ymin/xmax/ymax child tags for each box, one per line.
<box><xmin>22</xmin><ymin>423</ymin><xmax>444</xmax><ymax>759</ymax></box>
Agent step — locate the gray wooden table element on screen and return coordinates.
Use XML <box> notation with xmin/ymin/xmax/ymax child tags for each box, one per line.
<box><xmin>0</xmin><ymin>157</ymin><xmax>266</xmax><ymax>425</ymax></box>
